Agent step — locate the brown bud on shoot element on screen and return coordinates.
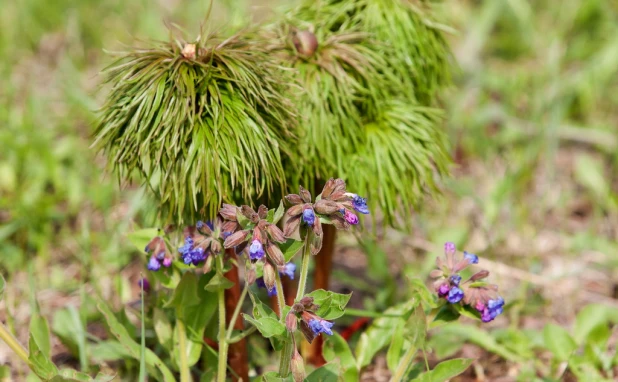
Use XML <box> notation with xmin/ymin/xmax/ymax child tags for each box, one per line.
<box><xmin>291</xmin><ymin>303</ymin><xmax>305</xmax><ymax>314</ymax></box>
<box><xmin>285</xmin><ymin>194</ymin><xmax>303</xmax><ymax>205</ymax></box>
<box><xmin>299</xmin><ymin>296</ymin><xmax>314</xmax><ymax>308</ymax></box>
<box><xmin>266</xmin><ymin>224</ymin><xmax>286</xmax><ymax>243</ymax></box>
<box><xmin>314</xmin><ymin>199</ymin><xmax>339</xmax><ymax>215</ymax></box>
<box><xmin>286</xmin><ymin>204</ymin><xmax>304</xmax><ymax>217</ymax></box>
<box><xmin>293</xmin><ymin>30</ymin><xmax>318</xmax><ymax>57</ymax></box>
<box><xmin>246</xmin><ymin>266</ymin><xmax>256</xmax><ymax>285</ymax></box>
<box><xmin>210</xmin><ymin>239</ymin><xmax>222</xmax><ymax>254</ymax></box>
<box><xmin>181</xmin><ymin>43</ymin><xmax>196</xmax><ymax>59</ymax></box>
<box><xmin>203</xmin><ymin>255</ymin><xmax>214</xmax><ymax>274</ymax></box>
<box><xmin>241</xmin><ymin>205</ymin><xmax>259</xmax><ymax>223</ymax></box>
<box><xmin>470</xmin><ymin>270</ymin><xmax>490</xmax><ymax>281</ymax></box>
<box><xmin>298</xmin><ymin>186</ymin><xmax>312</xmax><ymax>203</ymax></box>
<box><xmin>219</xmin><ymin>204</ymin><xmax>238</xmax><ymax>221</ymax></box>
<box><xmin>283</xmin><ymin>215</ymin><xmax>301</xmax><ymax>238</ymax></box>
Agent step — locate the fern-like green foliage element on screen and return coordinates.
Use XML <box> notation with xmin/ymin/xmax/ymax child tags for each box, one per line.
<box><xmin>94</xmin><ymin>31</ymin><xmax>297</xmax><ymax>223</ymax></box>
<box><xmin>262</xmin><ymin>0</ymin><xmax>451</xmax><ymax>226</ymax></box>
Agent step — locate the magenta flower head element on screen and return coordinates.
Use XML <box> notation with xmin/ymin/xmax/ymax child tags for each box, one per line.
<box><xmin>431</xmin><ymin>242</ymin><xmax>505</xmax><ymax>322</ymax></box>
<box><xmin>144</xmin><ymin>235</ymin><xmax>173</xmax><ymax>271</ymax></box>
<box><xmin>137</xmin><ymin>278</ymin><xmax>151</xmax><ymax>292</ymax></box>
<box><xmin>343</xmin><ymin>209</ymin><xmax>359</xmax><ymax>225</ymax></box>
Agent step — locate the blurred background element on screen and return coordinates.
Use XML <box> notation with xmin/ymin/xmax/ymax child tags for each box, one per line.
<box><xmin>1</xmin><ymin>0</ymin><xmax>617</xmax><ymax>380</ymax></box>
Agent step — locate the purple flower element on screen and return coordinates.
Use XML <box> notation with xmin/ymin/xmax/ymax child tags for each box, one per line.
<box><xmin>196</xmin><ymin>221</ymin><xmax>205</xmax><ymax>229</ymax></box>
<box><xmin>137</xmin><ymin>278</ymin><xmax>150</xmax><ymax>292</ymax></box>
<box><xmin>475</xmin><ymin>301</ymin><xmax>485</xmax><ymax>312</ymax></box>
<box><xmin>480</xmin><ymin>298</ymin><xmax>505</xmax><ymax>322</ymax></box>
<box><xmin>249</xmin><ymin>239</ymin><xmax>265</xmax><ymax>260</ymax></box>
<box><xmin>351</xmin><ymin>195</ymin><xmax>369</xmax><ymax>215</ymax></box>
<box><xmin>256</xmin><ymin>277</ymin><xmax>277</xmax><ymax>297</ymax></box>
<box><xmin>162</xmin><ymin>257</ymin><xmax>172</xmax><ymax>267</ymax></box>
<box><xmin>449</xmin><ymin>274</ymin><xmax>462</xmax><ymax>286</ymax></box>
<box><xmin>444</xmin><ymin>242</ymin><xmax>456</xmax><ymax>256</ymax></box>
<box><xmin>308</xmin><ymin>318</ymin><xmax>334</xmax><ymax>336</ymax></box>
<box><xmin>155</xmin><ymin>251</ymin><xmax>165</xmax><ymax>260</ymax></box>
<box><xmin>147</xmin><ymin>256</ymin><xmax>161</xmax><ymax>271</ymax></box>
<box><xmin>447</xmin><ymin>287</ymin><xmax>464</xmax><ymax>303</ymax></box>
<box><xmin>343</xmin><ymin>210</ymin><xmax>359</xmax><ymax>225</ymax></box>
<box><xmin>464</xmin><ymin>251</ymin><xmax>479</xmax><ymax>264</ymax></box>
<box><xmin>438</xmin><ymin>283</ymin><xmax>450</xmax><ymax>297</ymax></box>
<box><xmin>280</xmin><ymin>262</ymin><xmax>296</xmax><ymax>280</ymax></box>
<box><xmin>302</xmin><ymin>209</ymin><xmax>315</xmax><ymax>225</ymax></box>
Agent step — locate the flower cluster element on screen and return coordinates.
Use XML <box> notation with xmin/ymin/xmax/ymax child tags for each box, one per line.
<box><xmin>144</xmin><ymin>236</ymin><xmax>173</xmax><ymax>271</ymax></box>
<box><xmin>178</xmin><ymin>219</ymin><xmax>224</xmax><ymax>266</ymax></box>
<box><xmin>431</xmin><ymin>242</ymin><xmax>505</xmax><ymax>322</ymax></box>
<box><xmin>283</xmin><ymin>178</ymin><xmax>369</xmax><ymax>255</ymax></box>
<box><xmin>284</xmin><ymin>296</ymin><xmax>334</xmax><ymax>343</ymax></box>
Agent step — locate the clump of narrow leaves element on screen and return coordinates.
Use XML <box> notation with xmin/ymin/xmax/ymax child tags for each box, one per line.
<box><xmin>94</xmin><ymin>30</ymin><xmax>297</xmax><ymax>223</ymax></box>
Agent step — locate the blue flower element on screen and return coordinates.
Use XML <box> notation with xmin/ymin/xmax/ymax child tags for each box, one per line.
<box><xmin>147</xmin><ymin>256</ymin><xmax>161</xmax><ymax>271</ymax></box>
<box><xmin>447</xmin><ymin>287</ymin><xmax>464</xmax><ymax>303</ymax></box>
<box><xmin>449</xmin><ymin>274</ymin><xmax>462</xmax><ymax>286</ymax></box>
<box><xmin>196</xmin><ymin>221</ymin><xmax>205</xmax><ymax>229</ymax></box>
<box><xmin>351</xmin><ymin>195</ymin><xmax>369</xmax><ymax>215</ymax></box>
<box><xmin>302</xmin><ymin>209</ymin><xmax>315</xmax><ymax>225</ymax></box>
<box><xmin>308</xmin><ymin>318</ymin><xmax>334</xmax><ymax>336</ymax></box>
<box><xmin>464</xmin><ymin>251</ymin><xmax>479</xmax><ymax>264</ymax></box>
<box><xmin>256</xmin><ymin>277</ymin><xmax>277</xmax><ymax>297</ymax></box>
<box><xmin>249</xmin><ymin>239</ymin><xmax>265</xmax><ymax>260</ymax></box>
<box><xmin>481</xmin><ymin>298</ymin><xmax>505</xmax><ymax>322</ymax></box>
<box><xmin>280</xmin><ymin>262</ymin><xmax>296</xmax><ymax>280</ymax></box>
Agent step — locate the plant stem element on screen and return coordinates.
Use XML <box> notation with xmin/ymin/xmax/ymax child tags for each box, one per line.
<box><xmin>225</xmin><ymin>284</ymin><xmax>248</xmax><ymax>342</ymax></box>
<box><xmin>176</xmin><ymin>318</ymin><xmax>191</xmax><ymax>382</ymax></box>
<box><xmin>390</xmin><ymin>346</ymin><xmax>418</xmax><ymax>382</ymax></box>
<box><xmin>217</xmin><ymin>256</ymin><xmax>228</xmax><ymax>382</ymax></box>
<box><xmin>275</xmin><ymin>271</ymin><xmax>286</xmax><ymax>320</ymax></box>
<box><xmin>295</xmin><ymin>231</ymin><xmax>313</xmax><ymax>301</ymax></box>
<box><xmin>0</xmin><ymin>322</ymin><xmax>29</xmax><ymax>365</ymax></box>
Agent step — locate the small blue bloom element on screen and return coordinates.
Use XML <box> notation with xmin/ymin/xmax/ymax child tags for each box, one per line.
<box><xmin>280</xmin><ymin>262</ymin><xmax>296</xmax><ymax>280</ymax></box>
<box><xmin>308</xmin><ymin>319</ymin><xmax>334</xmax><ymax>336</ymax></box>
<box><xmin>256</xmin><ymin>278</ymin><xmax>277</xmax><ymax>297</ymax></box>
<box><xmin>156</xmin><ymin>251</ymin><xmax>165</xmax><ymax>260</ymax></box>
<box><xmin>481</xmin><ymin>298</ymin><xmax>505</xmax><ymax>322</ymax></box>
<box><xmin>147</xmin><ymin>256</ymin><xmax>161</xmax><ymax>271</ymax></box>
<box><xmin>447</xmin><ymin>287</ymin><xmax>464</xmax><ymax>303</ymax></box>
<box><xmin>302</xmin><ymin>209</ymin><xmax>315</xmax><ymax>225</ymax></box>
<box><xmin>464</xmin><ymin>251</ymin><xmax>479</xmax><ymax>264</ymax></box>
<box><xmin>449</xmin><ymin>274</ymin><xmax>462</xmax><ymax>286</ymax></box>
<box><xmin>222</xmin><ymin>231</ymin><xmax>232</xmax><ymax>239</ymax></box>
<box><xmin>351</xmin><ymin>195</ymin><xmax>369</xmax><ymax>215</ymax></box>
<box><xmin>249</xmin><ymin>239</ymin><xmax>265</xmax><ymax>260</ymax></box>
<box><xmin>196</xmin><ymin>221</ymin><xmax>205</xmax><ymax>229</ymax></box>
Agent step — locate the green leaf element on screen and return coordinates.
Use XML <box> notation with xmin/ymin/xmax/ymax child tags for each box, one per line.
<box><xmin>271</xmin><ymin>200</ymin><xmax>285</xmax><ymax>225</ymax></box>
<box><xmin>127</xmin><ymin>228</ymin><xmax>159</xmax><ymax>253</ymax></box>
<box><xmin>306</xmin><ymin>362</ymin><xmax>342</xmax><ymax>382</ymax></box>
<box><xmin>412</xmin><ymin>358</ymin><xmax>473</xmax><ymax>382</ymax></box>
<box><xmin>436</xmin><ymin>324</ymin><xmax>523</xmax><ymax>362</ymax></box>
<box><xmin>323</xmin><ymin>333</ymin><xmax>358</xmax><ymax>381</ymax></box>
<box><xmin>306</xmin><ymin>289</ymin><xmax>352</xmax><ymax>320</ymax></box>
<box><xmin>355</xmin><ymin>299</ymin><xmax>418</xmax><ymax>369</ymax></box>
<box><xmin>153</xmin><ymin>308</ymin><xmax>173</xmax><ymax>350</ymax></box>
<box><xmin>164</xmin><ymin>272</ymin><xmax>200</xmax><ymax>309</ymax></box>
<box><xmin>243</xmin><ymin>314</ymin><xmax>286</xmax><ymax>339</ymax></box>
<box><xmin>280</xmin><ymin>239</ymin><xmax>304</xmax><ymax>262</ymax></box>
<box><xmin>97</xmin><ymin>301</ymin><xmax>175</xmax><ymax>382</ymax></box>
<box><xmin>152</xmin><ymin>266</ymin><xmax>182</xmax><ymax>289</ymax></box>
<box><xmin>28</xmin><ymin>335</ymin><xmax>58</xmax><ymax>380</ymax></box>
<box><xmin>574</xmin><ymin>304</ymin><xmax>613</xmax><ymax>344</ymax></box>
<box><xmin>574</xmin><ymin>154</ymin><xmax>609</xmax><ymax>199</ymax></box>
<box><xmin>29</xmin><ymin>313</ymin><xmax>52</xmax><ymax>360</ymax></box>
<box><xmin>261</xmin><ymin>371</ymin><xmax>293</xmax><ymax>381</ymax></box>
<box><xmin>0</xmin><ymin>274</ymin><xmax>5</xmax><ymax>301</ymax></box>
<box><xmin>204</xmin><ymin>272</ymin><xmax>235</xmax><ymax>292</ymax></box>
<box><xmin>51</xmin><ymin>369</ymin><xmax>93</xmax><ymax>381</ymax></box>
<box><xmin>543</xmin><ymin>324</ymin><xmax>577</xmax><ymax>361</ymax></box>
<box><xmin>430</xmin><ymin>305</ymin><xmax>460</xmax><ymax>328</ymax></box>
<box><xmin>407</xmin><ymin>303</ymin><xmax>426</xmax><ymax>348</ymax></box>
<box><xmin>386</xmin><ymin>321</ymin><xmax>405</xmax><ymax>372</ymax></box>
<box><xmin>89</xmin><ymin>341</ymin><xmax>132</xmax><ymax>362</ymax></box>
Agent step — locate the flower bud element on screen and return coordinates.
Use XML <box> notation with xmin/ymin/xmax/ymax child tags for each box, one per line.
<box><xmin>223</xmin><ymin>230</ymin><xmax>249</xmax><ymax>248</ymax></box>
<box><xmin>293</xmin><ymin>30</ymin><xmax>318</xmax><ymax>57</ymax></box>
<box><xmin>266</xmin><ymin>224</ymin><xmax>286</xmax><ymax>243</ymax></box>
<box><xmin>241</xmin><ymin>205</ymin><xmax>259</xmax><ymax>223</ymax></box>
<box><xmin>210</xmin><ymin>239</ymin><xmax>222</xmax><ymax>254</ymax></box>
<box><xmin>314</xmin><ymin>199</ymin><xmax>339</xmax><ymax>215</ymax></box>
<box><xmin>286</xmin><ymin>312</ymin><xmax>298</xmax><ymax>332</ymax></box>
<box><xmin>181</xmin><ymin>43</ymin><xmax>196</xmax><ymax>59</ymax></box>
<box><xmin>299</xmin><ymin>296</ymin><xmax>314</xmax><ymax>308</ymax></box>
<box><xmin>290</xmin><ymin>349</ymin><xmax>306</xmax><ymax>382</ymax></box>
<box><xmin>291</xmin><ymin>303</ymin><xmax>305</xmax><ymax>314</ymax></box>
<box><xmin>219</xmin><ymin>204</ymin><xmax>238</xmax><ymax>221</ymax></box>
<box><xmin>266</xmin><ymin>242</ymin><xmax>285</xmax><ymax>267</ymax></box>
<box><xmin>263</xmin><ymin>262</ymin><xmax>276</xmax><ymax>293</ymax></box>
<box><xmin>257</xmin><ymin>205</ymin><xmax>268</xmax><ymax>219</ymax></box>
<box><xmin>470</xmin><ymin>270</ymin><xmax>489</xmax><ymax>281</ymax></box>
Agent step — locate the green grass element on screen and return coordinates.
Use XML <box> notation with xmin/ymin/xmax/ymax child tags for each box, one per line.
<box><xmin>1</xmin><ymin>0</ymin><xmax>617</xmax><ymax>380</ymax></box>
